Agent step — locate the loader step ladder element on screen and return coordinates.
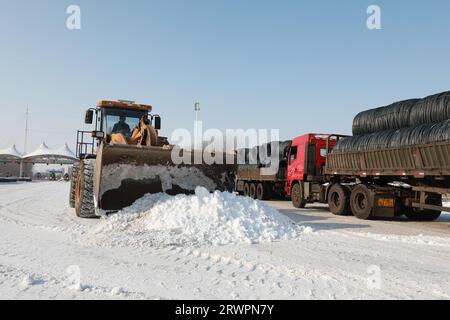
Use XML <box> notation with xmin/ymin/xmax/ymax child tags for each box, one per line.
<box><xmin>76</xmin><ymin>130</ymin><xmax>96</xmax><ymax>159</ymax></box>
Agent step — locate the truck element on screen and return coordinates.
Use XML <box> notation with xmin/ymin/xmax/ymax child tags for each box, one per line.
<box><xmin>237</xmin><ymin>133</ymin><xmax>450</xmax><ymax>221</ymax></box>
<box><xmin>236</xmin><ymin>134</ymin><xmax>339</xmax><ymax>204</ymax></box>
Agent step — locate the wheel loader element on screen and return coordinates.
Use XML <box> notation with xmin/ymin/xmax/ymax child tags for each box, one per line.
<box><xmin>69</xmin><ymin>100</ymin><xmax>237</xmax><ymax>218</ymax></box>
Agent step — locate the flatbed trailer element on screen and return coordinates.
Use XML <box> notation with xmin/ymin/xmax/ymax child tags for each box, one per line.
<box><xmin>236</xmin><ymin>166</ymin><xmax>287</xmax><ymax>200</ymax></box>
<box><xmin>323</xmin><ymin>137</ymin><xmax>450</xmax><ymax>220</ymax></box>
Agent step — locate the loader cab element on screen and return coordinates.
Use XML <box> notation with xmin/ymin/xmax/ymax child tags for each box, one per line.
<box><xmin>76</xmin><ymin>100</ymin><xmax>161</xmax><ymax>159</ymax></box>
<box><xmin>97</xmin><ymin>100</ymin><xmax>153</xmax><ymax>134</ymax></box>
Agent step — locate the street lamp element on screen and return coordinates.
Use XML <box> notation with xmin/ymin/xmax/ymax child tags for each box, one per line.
<box><xmin>194</xmin><ymin>101</ymin><xmax>200</xmax><ymax>122</ymax></box>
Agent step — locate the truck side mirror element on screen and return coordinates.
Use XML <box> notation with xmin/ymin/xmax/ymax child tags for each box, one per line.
<box><xmin>154</xmin><ymin>116</ymin><xmax>161</xmax><ymax>130</ymax></box>
<box><xmin>85</xmin><ymin>110</ymin><xmax>94</xmax><ymax>124</ymax></box>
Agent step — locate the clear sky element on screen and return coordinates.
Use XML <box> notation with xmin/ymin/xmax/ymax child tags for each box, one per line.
<box><xmin>1</xmin><ymin>0</ymin><xmax>450</xmax><ymax>153</ymax></box>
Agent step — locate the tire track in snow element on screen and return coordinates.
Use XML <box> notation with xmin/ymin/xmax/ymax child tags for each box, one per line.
<box><xmin>0</xmin><ymin>262</ymin><xmax>163</xmax><ymax>300</ymax></box>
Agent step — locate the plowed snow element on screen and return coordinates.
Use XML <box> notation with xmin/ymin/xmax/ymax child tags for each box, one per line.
<box><xmin>89</xmin><ymin>187</ymin><xmax>311</xmax><ymax>247</ymax></box>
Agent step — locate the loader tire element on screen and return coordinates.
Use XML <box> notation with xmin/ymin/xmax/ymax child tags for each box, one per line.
<box><xmin>69</xmin><ymin>161</ymin><xmax>80</xmax><ymax>208</ymax></box>
<box><xmin>75</xmin><ymin>159</ymin><xmax>97</xmax><ymax>219</ymax></box>
<box><xmin>328</xmin><ymin>184</ymin><xmax>351</xmax><ymax>216</ymax></box>
<box><xmin>148</xmin><ymin>125</ymin><xmax>159</xmax><ymax>146</ymax></box>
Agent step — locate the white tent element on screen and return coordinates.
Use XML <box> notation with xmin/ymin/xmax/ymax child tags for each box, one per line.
<box><xmin>23</xmin><ymin>142</ymin><xmax>55</xmax><ymax>159</ymax></box>
<box><xmin>56</xmin><ymin>143</ymin><xmax>77</xmax><ymax>160</ymax></box>
<box><xmin>23</xmin><ymin>142</ymin><xmax>76</xmax><ymax>160</ymax></box>
<box><xmin>1</xmin><ymin>142</ymin><xmax>77</xmax><ymax>164</ymax></box>
<box><xmin>9</xmin><ymin>142</ymin><xmax>78</xmax><ymax>165</ymax></box>
<box><xmin>0</xmin><ymin>145</ymin><xmax>23</xmax><ymax>160</ymax></box>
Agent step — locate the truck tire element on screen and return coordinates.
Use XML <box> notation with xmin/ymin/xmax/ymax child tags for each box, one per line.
<box><xmin>256</xmin><ymin>183</ymin><xmax>266</xmax><ymax>201</ymax></box>
<box><xmin>350</xmin><ymin>185</ymin><xmax>373</xmax><ymax>220</ymax></box>
<box><xmin>405</xmin><ymin>210</ymin><xmax>442</xmax><ymax>221</ymax></box>
<box><xmin>404</xmin><ymin>195</ymin><xmax>442</xmax><ymax>221</ymax></box>
<box><xmin>243</xmin><ymin>183</ymin><xmax>250</xmax><ymax>197</ymax></box>
<box><xmin>75</xmin><ymin>159</ymin><xmax>97</xmax><ymax>218</ymax></box>
<box><xmin>292</xmin><ymin>183</ymin><xmax>306</xmax><ymax>208</ymax></box>
<box><xmin>69</xmin><ymin>161</ymin><xmax>80</xmax><ymax>208</ymax></box>
<box><xmin>249</xmin><ymin>183</ymin><xmax>257</xmax><ymax>199</ymax></box>
<box><xmin>328</xmin><ymin>184</ymin><xmax>351</xmax><ymax>216</ymax></box>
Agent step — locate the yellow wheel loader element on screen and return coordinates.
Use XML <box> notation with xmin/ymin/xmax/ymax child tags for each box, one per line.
<box><xmin>69</xmin><ymin>100</ymin><xmax>237</xmax><ymax>218</ymax></box>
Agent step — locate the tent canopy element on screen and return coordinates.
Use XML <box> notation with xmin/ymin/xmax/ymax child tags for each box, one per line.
<box><xmin>0</xmin><ymin>145</ymin><xmax>23</xmax><ymax>160</ymax></box>
<box><xmin>1</xmin><ymin>143</ymin><xmax>77</xmax><ymax>164</ymax></box>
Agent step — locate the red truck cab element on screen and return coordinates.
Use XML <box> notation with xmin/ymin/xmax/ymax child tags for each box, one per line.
<box><xmin>285</xmin><ymin>134</ymin><xmax>337</xmax><ymax>207</ymax></box>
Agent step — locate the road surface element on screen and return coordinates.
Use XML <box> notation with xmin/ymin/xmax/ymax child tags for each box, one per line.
<box><xmin>268</xmin><ymin>200</ymin><xmax>450</xmax><ymax>237</ymax></box>
<box><xmin>0</xmin><ymin>181</ymin><xmax>449</xmax><ymax>300</ymax></box>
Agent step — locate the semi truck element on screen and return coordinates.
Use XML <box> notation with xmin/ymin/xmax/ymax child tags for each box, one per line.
<box><xmin>236</xmin><ymin>133</ymin><xmax>450</xmax><ymax>221</ymax></box>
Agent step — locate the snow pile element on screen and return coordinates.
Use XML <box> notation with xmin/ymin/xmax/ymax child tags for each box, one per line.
<box><xmin>87</xmin><ymin>187</ymin><xmax>308</xmax><ymax>247</ymax></box>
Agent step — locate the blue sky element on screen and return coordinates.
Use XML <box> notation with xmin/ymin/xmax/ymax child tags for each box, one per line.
<box><xmin>1</xmin><ymin>0</ymin><xmax>450</xmax><ymax>152</ymax></box>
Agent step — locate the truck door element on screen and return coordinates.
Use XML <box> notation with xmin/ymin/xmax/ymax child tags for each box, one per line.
<box><xmin>287</xmin><ymin>144</ymin><xmax>305</xmax><ymax>182</ymax></box>
<box><xmin>286</xmin><ymin>145</ymin><xmax>298</xmax><ymax>195</ymax></box>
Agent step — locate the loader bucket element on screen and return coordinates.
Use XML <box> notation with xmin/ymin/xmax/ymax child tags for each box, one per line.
<box><xmin>95</xmin><ymin>143</ymin><xmax>237</xmax><ymax>212</ymax></box>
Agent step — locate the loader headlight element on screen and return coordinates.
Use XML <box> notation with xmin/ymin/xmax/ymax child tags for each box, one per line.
<box><xmin>92</xmin><ymin>131</ymin><xmax>105</xmax><ymax>139</ymax></box>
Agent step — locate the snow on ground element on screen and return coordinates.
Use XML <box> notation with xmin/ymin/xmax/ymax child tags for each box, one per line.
<box><xmin>443</xmin><ymin>202</ymin><xmax>450</xmax><ymax>215</ymax></box>
<box><xmin>1</xmin><ymin>181</ymin><xmax>450</xmax><ymax>300</ymax></box>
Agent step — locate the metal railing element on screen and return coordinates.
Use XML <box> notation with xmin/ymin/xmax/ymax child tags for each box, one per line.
<box><xmin>76</xmin><ymin>131</ymin><xmax>96</xmax><ymax>158</ymax></box>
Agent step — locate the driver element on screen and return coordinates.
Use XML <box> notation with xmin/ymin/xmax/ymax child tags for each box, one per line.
<box><xmin>112</xmin><ymin>116</ymin><xmax>131</xmax><ymax>134</ymax></box>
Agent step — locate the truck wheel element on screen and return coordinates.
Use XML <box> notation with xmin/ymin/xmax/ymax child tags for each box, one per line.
<box><xmin>350</xmin><ymin>185</ymin><xmax>373</xmax><ymax>220</ymax></box>
<box><xmin>243</xmin><ymin>183</ymin><xmax>250</xmax><ymax>197</ymax></box>
<box><xmin>249</xmin><ymin>183</ymin><xmax>257</xmax><ymax>199</ymax></box>
<box><xmin>328</xmin><ymin>184</ymin><xmax>351</xmax><ymax>216</ymax></box>
<box><xmin>292</xmin><ymin>183</ymin><xmax>306</xmax><ymax>208</ymax></box>
<box><xmin>256</xmin><ymin>183</ymin><xmax>265</xmax><ymax>201</ymax></box>
<box><xmin>404</xmin><ymin>195</ymin><xmax>442</xmax><ymax>221</ymax></box>
<box><xmin>405</xmin><ymin>210</ymin><xmax>442</xmax><ymax>221</ymax></box>
<box><xmin>69</xmin><ymin>161</ymin><xmax>80</xmax><ymax>208</ymax></box>
<box><xmin>75</xmin><ymin>159</ymin><xmax>97</xmax><ymax>218</ymax></box>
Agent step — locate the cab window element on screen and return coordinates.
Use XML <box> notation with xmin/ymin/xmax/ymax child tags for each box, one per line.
<box><xmin>103</xmin><ymin>108</ymin><xmax>146</xmax><ymax>135</ymax></box>
<box><xmin>289</xmin><ymin>146</ymin><xmax>298</xmax><ymax>163</ymax></box>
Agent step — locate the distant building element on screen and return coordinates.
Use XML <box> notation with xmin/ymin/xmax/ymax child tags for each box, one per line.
<box><xmin>0</xmin><ymin>162</ymin><xmax>32</xmax><ymax>178</ymax></box>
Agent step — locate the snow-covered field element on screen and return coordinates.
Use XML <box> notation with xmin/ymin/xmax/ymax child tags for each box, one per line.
<box><xmin>1</xmin><ymin>181</ymin><xmax>450</xmax><ymax>300</ymax></box>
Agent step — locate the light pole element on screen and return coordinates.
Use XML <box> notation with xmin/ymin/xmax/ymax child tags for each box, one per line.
<box><xmin>19</xmin><ymin>107</ymin><xmax>29</xmax><ymax>178</ymax></box>
<box><xmin>194</xmin><ymin>101</ymin><xmax>201</xmax><ymax>150</ymax></box>
<box><xmin>194</xmin><ymin>101</ymin><xmax>200</xmax><ymax>122</ymax></box>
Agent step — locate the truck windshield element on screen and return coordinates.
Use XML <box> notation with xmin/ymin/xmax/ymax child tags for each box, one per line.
<box><xmin>103</xmin><ymin>108</ymin><xmax>147</xmax><ymax>135</ymax></box>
